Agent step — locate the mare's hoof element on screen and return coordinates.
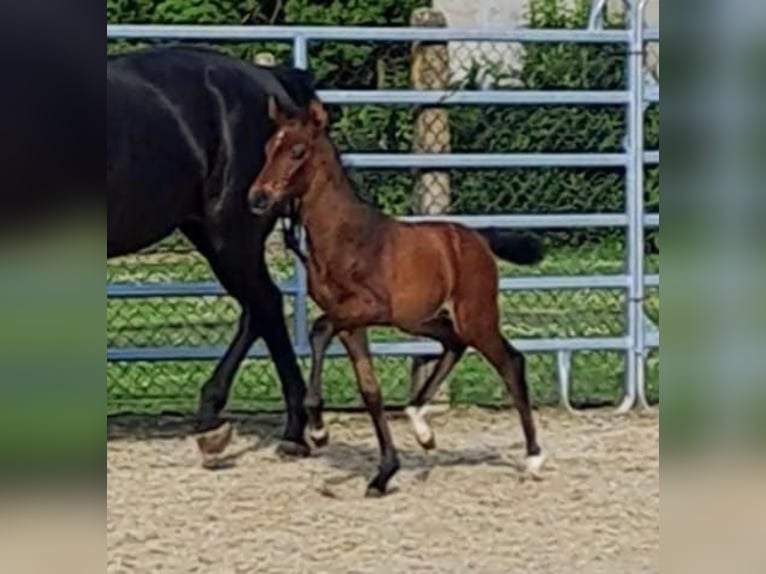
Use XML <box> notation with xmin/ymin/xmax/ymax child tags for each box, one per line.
<box><xmin>364</xmin><ymin>485</ymin><xmax>386</xmax><ymax>498</ymax></box>
<box><xmin>194</xmin><ymin>421</ymin><xmax>233</xmax><ymax>457</ymax></box>
<box><xmin>201</xmin><ymin>456</ymin><xmax>238</xmax><ymax>471</ymax></box>
<box><xmin>275</xmin><ymin>439</ymin><xmax>311</xmax><ymax>459</ymax></box>
<box><xmin>309</xmin><ymin>427</ymin><xmax>330</xmax><ymax>448</ymax></box>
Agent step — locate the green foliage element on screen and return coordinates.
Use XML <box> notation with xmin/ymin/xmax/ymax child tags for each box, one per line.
<box><xmin>440</xmin><ymin>0</ymin><xmax>638</xmax><ymax>245</ymax></box>
<box><xmin>107</xmin><ymin>0</ymin><xmax>659</xmax><ymax>243</ymax></box>
<box><xmin>151</xmin><ymin>0</ymin><xmax>241</xmax><ymax>24</ymax></box>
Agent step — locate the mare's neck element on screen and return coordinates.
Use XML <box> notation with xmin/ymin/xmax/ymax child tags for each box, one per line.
<box><xmin>300</xmin><ymin>139</ymin><xmax>381</xmax><ymax>257</ymax></box>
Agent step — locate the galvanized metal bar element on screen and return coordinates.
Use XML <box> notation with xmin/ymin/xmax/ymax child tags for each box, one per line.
<box><xmin>107</xmin><ymin>336</ymin><xmax>632</xmax><ymax>362</ymax></box>
<box><xmin>499</xmin><ymin>274</ymin><xmax>657</xmax><ymax>291</ymax></box>
<box><xmin>106</xmin><ymin>24</ymin><xmax>630</xmax><ymax>44</ymax></box>
<box><xmin>635</xmin><ymin>0</ymin><xmax>655</xmax><ymax>412</ymax></box>
<box><xmin>319</xmin><ymin>90</ymin><xmax>631</xmax><ymax>106</ymax></box>
<box><xmin>292</xmin><ymin>35</ymin><xmax>310</xmax><ymax>354</ymax></box>
<box><xmin>557</xmin><ymin>350</ymin><xmax>575</xmax><ymax>412</ymax></box>
<box><xmin>588</xmin><ymin>0</ymin><xmax>608</xmax><ymax>30</ymax></box>
<box><xmin>618</xmin><ymin>0</ymin><xmax>646</xmax><ymax>414</ymax></box>
<box><xmin>500</xmin><ymin>275</ymin><xmax>629</xmax><ymax>291</ymax></box>
<box><xmin>107</xmin><ymin>281</ymin><xmax>296</xmax><ymax>299</ymax></box>
<box><xmin>339</xmin><ymin>152</ymin><xmax>657</xmax><ymax>168</ymax></box>
<box><xmin>401</xmin><ymin>213</ymin><xmax>661</xmax><ymax>228</ymax></box>
<box><xmin>106</xmin><ymin>274</ymin><xmax>658</xmax><ymax>299</ymax></box>
<box><xmin>642</xmin><ymin>311</ymin><xmax>659</xmax><ymax>338</ymax></box>
<box><xmin>341</xmin><ymin>152</ymin><xmax>628</xmax><ymax>169</ymax></box>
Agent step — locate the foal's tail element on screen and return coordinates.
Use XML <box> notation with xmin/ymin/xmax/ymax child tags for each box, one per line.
<box><xmin>475</xmin><ymin>228</ymin><xmax>545</xmax><ymax>266</ymax></box>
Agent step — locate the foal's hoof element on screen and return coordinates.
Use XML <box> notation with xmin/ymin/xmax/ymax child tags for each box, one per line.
<box><xmin>365</xmin><ymin>472</ymin><xmax>396</xmax><ymax>498</ymax></box>
<box><xmin>309</xmin><ymin>427</ymin><xmax>330</xmax><ymax>448</ymax></box>
<box><xmin>418</xmin><ymin>434</ymin><xmax>436</xmax><ymax>451</ymax></box>
<box><xmin>194</xmin><ymin>421</ymin><xmax>233</xmax><ymax>456</ymax></box>
<box><xmin>406</xmin><ymin>406</ymin><xmax>436</xmax><ymax>451</ymax></box>
<box><xmin>524</xmin><ymin>452</ymin><xmax>546</xmax><ymax>480</ymax></box>
<box><xmin>275</xmin><ymin>439</ymin><xmax>311</xmax><ymax>459</ymax></box>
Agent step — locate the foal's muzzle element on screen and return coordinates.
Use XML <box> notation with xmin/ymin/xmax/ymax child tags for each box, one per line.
<box><xmin>248</xmin><ymin>191</ymin><xmax>271</xmax><ymax>215</ymax></box>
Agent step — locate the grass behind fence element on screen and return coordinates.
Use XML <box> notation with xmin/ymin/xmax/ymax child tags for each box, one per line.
<box><xmin>107</xmin><ymin>234</ymin><xmax>659</xmax><ymax>414</ymax></box>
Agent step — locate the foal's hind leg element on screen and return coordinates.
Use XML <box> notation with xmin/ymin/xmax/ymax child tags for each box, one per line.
<box><xmin>339</xmin><ymin>328</ymin><xmax>400</xmax><ymax>497</ymax></box>
<box><xmin>406</xmin><ymin>347</ymin><xmax>464</xmax><ymax>449</ymax></box>
<box><xmin>404</xmin><ymin>316</ymin><xmax>466</xmax><ymax>449</ymax></box>
<box><xmin>471</xmin><ymin>329</ymin><xmax>544</xmax><ymax>476</ymax></box>
<box><xmin>305</xmin><ymin>314</ymin><xmax>336</xmax><ymax>447</ymax></box>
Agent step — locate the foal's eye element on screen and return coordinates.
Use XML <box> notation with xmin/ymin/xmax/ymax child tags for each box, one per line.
<box><xmin>290</xmin><ymin>143</ymin><xmax>307</xmax><ymax>160</ymax></box>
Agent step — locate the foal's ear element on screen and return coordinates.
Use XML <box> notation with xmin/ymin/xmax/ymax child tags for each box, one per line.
<box><xmin>308</xmin><ymin>99</ymin><xmax>328</xmax><ymax>131</ymax></box>
<box><xmin>267</xmin><ymin>96</ymin><xmax>288</xmax><ymax>126</ymax></box>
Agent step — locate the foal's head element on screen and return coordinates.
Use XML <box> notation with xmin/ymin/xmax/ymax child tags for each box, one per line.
<box><xmin>248</xmin><ymin>96</ymin><xmax>328</xmax><ymax>215</ymax></box>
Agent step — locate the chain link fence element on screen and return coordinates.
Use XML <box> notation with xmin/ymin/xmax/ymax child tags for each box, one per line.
<box><xmin>107</xmin><ymin>4</ymin><xmax>659</xmax><ymax>415</ymax></box>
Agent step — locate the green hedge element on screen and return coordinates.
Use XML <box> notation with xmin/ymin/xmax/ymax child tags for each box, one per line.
<box><xmin>107</xmin><ymin>0</ymin><xmax>659</xmax><ymax>247</ymax></box>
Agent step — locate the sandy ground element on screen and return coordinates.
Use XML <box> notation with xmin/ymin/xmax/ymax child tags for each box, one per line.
<box><xmin>107</xmin><ymin>407</ymin><xmax>659</xmax><ymax>574</ymax></box>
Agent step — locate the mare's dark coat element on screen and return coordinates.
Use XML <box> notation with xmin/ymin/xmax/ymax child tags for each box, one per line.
<box><xmin>108</xmin><ymin>45</ymin><xmax>315</xmax><ymax>255</ymax></box>
<box><xmin>107</xmin><ymin>46</ymin><xmax>317</xmax><ymax>445</ymax></box>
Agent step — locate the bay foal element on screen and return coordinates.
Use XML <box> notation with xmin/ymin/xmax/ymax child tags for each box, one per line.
<box><xmin>249</xmin><ymin>98</ymin><xmax>546</xmax><ymax>496</ymax></box>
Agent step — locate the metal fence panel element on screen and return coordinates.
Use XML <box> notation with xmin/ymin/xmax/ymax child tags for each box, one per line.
<box><xmin>107</xmin><ymin>2</ymin><xmax>658</xmax><ymax>413</ymax></box>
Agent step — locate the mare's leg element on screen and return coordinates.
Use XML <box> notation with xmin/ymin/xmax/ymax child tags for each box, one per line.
<box><xmin>182</xmin><ymin>222</ymin><xmax>309</xmax><ymax>458</ymax></box>
<box><xmin>338</xmin><ymin>328</ymin><xmax>400</xmax><ymax>497</ymax></box>
<box><xmin>306</xmin><ymin>314</ymin><xmax>336</xmax><ymax>447</ymax></box>
<box><xmin>249</xmin><ymin>271</ymin><xmax>309</xmax><ymax>457</ymax></box>
<box><xmin>470</xmin><ymin>329</ymin><xmax>543</xmax><ymax>475</ymax></box>
<box><xmin>404</xmin><ymin>316</ymin><xmax>466</xmax><ymax>449</ymax></box>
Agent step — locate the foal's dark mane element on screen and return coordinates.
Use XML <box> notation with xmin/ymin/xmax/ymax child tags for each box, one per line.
<box><xmin>325</xmin><ymin>137</ymin><xmax>377</xmax><ymax>208</ymax></box>
<box><xmin>285</xmin><ymin>135</ymin><xmax>383</xmax><ymax>256</ymax></box>
<box><xmin>285</xmin><ymin>136</ymin><xmax>377</xmax><ymax>249</ymax></box>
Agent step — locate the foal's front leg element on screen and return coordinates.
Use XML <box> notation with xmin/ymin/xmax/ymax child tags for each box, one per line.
<box><xmin>338</xmin><ymin>328</ymin><xmax>400</xmax><ymax>497</ymax></box>
<box><xmin>306</xmin><ymin>314</ymin><xmax>336</xmax><ymax>447</ymax></box>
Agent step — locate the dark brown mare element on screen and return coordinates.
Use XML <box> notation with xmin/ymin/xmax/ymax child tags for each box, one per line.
<box><xmin>108</xmin><ymin>47</ymin><xmax>320</xmax><ymax>460</ymax></box>
<box><xmin>248</xmin><ymin>98</ymin><xmax>546</xmax><ymax>496</ymax></box>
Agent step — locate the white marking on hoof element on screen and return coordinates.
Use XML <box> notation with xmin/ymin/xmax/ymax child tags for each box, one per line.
<box><xmin>525</xmin><ymin>453</ymin><xmax>546</xmax><ymax>478</ymax></box>
<box><xmin>405</xmin><ymin>406</ymin><xmax>434</xmax><ymax>448</ymax></box>
<box><xmin>309</xmin><ymin>427</ymin><xmax>328</xmax><ymax>444</ymax></box>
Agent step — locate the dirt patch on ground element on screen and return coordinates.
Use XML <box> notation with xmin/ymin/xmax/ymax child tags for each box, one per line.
<box><xmin>108</xmin><ymin>407</ymin><xmax>658</xmax><ymax>573</ymax></box>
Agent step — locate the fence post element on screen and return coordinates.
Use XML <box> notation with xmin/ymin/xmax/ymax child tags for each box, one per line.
<box><xmin>292</xmin><ymin>36</ymin><xmax>310</xmax><ymax>356</ymax></box>
<box><xmin>633</xmin><ymin>0</ymin><xmax>651</xmax><ymax>411</ymax></box>
<box><xmin>411</xmin><ymin>8</ymin><xmax>451</xmax><ymax>214</ymax></box>
<box><xmin>618</xmin><ymin>0</ymin><xmax>648</xmax><ymax>413</ymax></box>
<box><xmin>410</xmin><ymin>8</ymin><xmax>452</xmax><ymax>406</ymax></box>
